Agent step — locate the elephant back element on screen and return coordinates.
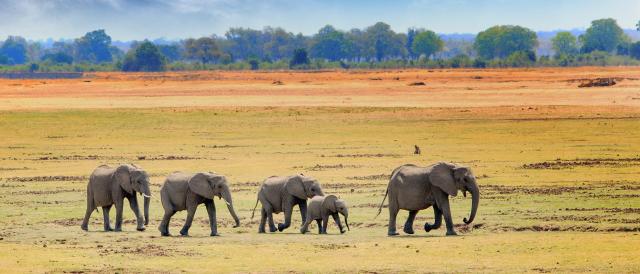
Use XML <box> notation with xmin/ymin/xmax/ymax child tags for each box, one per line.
<box><xmin>88</xmin><ymin>165</ymin><xmax>117</xmax><ymax>207</ymax></box>
<box><xmin>259</xmin><ymin>176</ymin><xmax>287</xmax><ymax>213</ymax></box>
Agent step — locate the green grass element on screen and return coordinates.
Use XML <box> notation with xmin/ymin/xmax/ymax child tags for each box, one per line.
<box><xmin>0</xmin><ymin>107</ymin><xmax>639</xmax><ymax>273</ymax></box>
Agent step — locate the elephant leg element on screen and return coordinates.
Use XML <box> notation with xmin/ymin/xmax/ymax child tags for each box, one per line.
<box><xmin>180</xmin><ymin>204</ymin><xmax>197</xmax><ymax>236</ymax></box>
<box><xmin>258</xmin><ymin>208</ymin><xmax>267</xmax><ymax>233</ymax></box>
<box><xmin>159</xmin><ymin>210</ymin><xmax>175</xmax><ymax>236</ymax></box>
<box><xmin>403</xmin><ymin>210</ymin><xmax>418</xmax><ymax>234</ymax></box>
<box><xmin>387</xmin><ymin>202</ymin><xmax>400</xmax><ymax>236</ymax></box>
<box><xmin>262</xmin><ymin>204</ymin><xmax>277</xmax><ymax>232</ymax></box>
<box><xmin>434</xmin><ymin>191</ymin><xmax>456</xmax><ymax>236</ymax></box>
<box><xmin>205</xmin><ymin>200</ymin><xmax>219</xmax><ymax>236</ymax></box>
<box><xmin>300</xmin><ymin>218</ymin><xmax>311</xmax><ymax>234</ymax></box>
<box><xmin>278</xmin><ymin>197</ymin><xmax>295</xmax><ymax>232</ymax></box>
<box><xmin>102</xmin><ymin>205</ymin><xmax>113</xmax><ymax>231</ymax></box>
<box><xmin>332</xmin><ymin>213</ymin><xmax>345</xmax><ymax>234</ymax></box>
<box><xmin>425</xmin><ymin>204</ymin><xmax>443</xmax><ymax>232</ymax></box>
<box><xmin>298</xmin><ymin>199</ymin><xmax>307</xmax><ymax>225</ymax></box>
<box><xmin>316</xmin><ymin>219</ymin><xmax>322</xmax><ymax>234</ymax></box>
<box><xmin>128</xmin><ymin>194</ymin><xmax>145</xmax><ymax>231</ymax></box>
<box><xmin>114</xmin><ymin>200</ymin><xmax>124</xmax><ymax>232</ymax></box>
<box><xmin>81</xmin><ymin>200</ymin><xmax>93</xmax><ymax>231</ymax></box>
<box><xmin>321</xmin><ymin>215</ymin><xmax>329</xmax><ymax>234</ymax></box>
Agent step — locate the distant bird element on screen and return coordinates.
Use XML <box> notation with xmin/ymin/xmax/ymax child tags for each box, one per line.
<box><xmin>414</xmin><ymin>145</ymin><xmax>421</xmax><ymax>155</ymax></box>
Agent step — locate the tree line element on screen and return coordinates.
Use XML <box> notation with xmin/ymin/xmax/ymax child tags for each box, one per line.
<box><xmin>1</xmin><ymin>18</ymin><xmax>639</xmax><ymax>72</ymax></box>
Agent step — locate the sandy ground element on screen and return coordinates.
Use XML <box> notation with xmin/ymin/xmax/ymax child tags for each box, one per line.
<box><xmin>1</xmin><ymin>67</ymin><xmax>639</xmax><ymax>110</ymax></box>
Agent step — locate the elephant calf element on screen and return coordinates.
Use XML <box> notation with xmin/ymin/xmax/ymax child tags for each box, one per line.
<box><xmin>251</xmin><ymin>174</ymin><xmax>324</xmax><ymax>233</ymax></box>
<box><xmin>300</xmin><ymin>195</ymin><xmax>349</xmax><ymax>234</ymax></box>
<box><xmin>81</xmin><ymin>164</ymin><xmax>151</xmax><ymax>232</ymax></box>
<box><xmin>158</xmin><ymin>171</ymin><xmax>240</xmax><ymax>237</ymax></box>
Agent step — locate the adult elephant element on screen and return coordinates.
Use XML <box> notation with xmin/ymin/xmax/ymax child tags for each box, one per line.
<box><xmin>158</xmin><ymin>172</ymin><xmax>240</xmax><ymax>236</ymax></box>
<box><xmin>251</xmin><ymin>174</ymin><xmax>324</xmax><ymax>233</ymax></box>
<box><xmin>81</xmin><ymin>164</ymin><xmax>151</xmax><ymax>232</ymax></box>
<box><xmin>376</xmin><ymin>162</ymin><xmax>480</xmax><ymax>236</ymax></box>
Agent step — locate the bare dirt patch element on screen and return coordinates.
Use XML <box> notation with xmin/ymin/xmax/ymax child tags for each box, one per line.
<box><xmin>346</xmin><ymin>174</ymin><xmax>390</xmax><ymax>181</ymax></box>
<box><xmin>522</xmin><ymin>157</ymin><xmax>640</xmax><ymax>169</ymax></box>
<box><xmin>5</xmin><ymin>175</ymin><xmax>87</xmax><ymax>182</ymax></box>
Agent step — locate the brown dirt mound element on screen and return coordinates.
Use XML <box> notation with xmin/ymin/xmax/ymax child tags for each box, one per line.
<box><xmin>577</xmin><ymin>77</ymin><xmax>617</xmax><ymax>88</ymax></box>
<box><xmin>407</xmin><ymin>81</ymin><xmax>426</xmax><ymax>86</ymax></box>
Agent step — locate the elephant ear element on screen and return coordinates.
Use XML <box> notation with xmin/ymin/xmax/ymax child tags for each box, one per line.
<box><xmin>188</xmin><ymin>173</ymin><xmax>214</xmax><ymax>199</ymax></box>
<box><xmin>322</xmin><ymin>195</ymin><xmax>338</xmax><ymax>213</ymax></box>
<box><xmin>114</xmin><ymin>164</ymin><xmax>133</xmax><ymax>194</ymax></box>
<box><xmin>453</xmin><ymin>166</ymin><xmax>469</xmax><ymax>183</ymax></box>
<box><xmin>285</xmin><ymin>175</ymin><xmax>307</xmax><ymax>200</ymax></box>
<box><xmin>429</xmin><ymin>163</ymin><xmax>457</xmax><ymax>196</ymax></box>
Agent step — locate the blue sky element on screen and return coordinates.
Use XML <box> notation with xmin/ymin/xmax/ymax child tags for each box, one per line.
<box><xmin>0</xmin><ymin>0</ymin><xmax>638</xmax><ymax>40</ymax></box>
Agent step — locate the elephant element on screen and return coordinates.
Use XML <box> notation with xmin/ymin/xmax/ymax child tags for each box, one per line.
<box><xmin>300</xmin><ymin>195</ymin><xmax>349</xmax><ymax>234</ymax></box>
<box><xmin>81</xmin><ymin>164</ymin><xmax>151</xmax><ymax>232</ymax></box>
<box><xmin>376</xmin><ymin>162</ymin><xmax>480</xmax><ymax>236</ymax></box>
<box><xmin>251</xmin><ymin>174</ymin><xmax>324</xmax><ymax>233</ymax></box>
<box><xmin>158</xmin><ymin>171</ymin><xmax>240</xmax><ymax>236</ymax></box>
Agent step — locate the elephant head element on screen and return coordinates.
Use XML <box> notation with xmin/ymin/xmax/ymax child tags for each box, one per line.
<box><xmin>323</xmin><ymin>195</ymin><xmax>349</xmax><ymax>231</ymax></box>
<box><xmin>188</xmin><ymin>172</ymin><xmax>240</xmax><ymax>227</ymax></box>
<box><xmin>114</xmin><ymin>164</ymin><xmax>151</xmax><ymax>225</ymax></box>
<box><xmin>429</xmin><ymin>162</ymin><xmax>480</xmax><ymax>224</ymax></box>
<box><xmin>286</xmin><ymin>174</ymin><xmax>324</xmax><ymax>200</ymax></box>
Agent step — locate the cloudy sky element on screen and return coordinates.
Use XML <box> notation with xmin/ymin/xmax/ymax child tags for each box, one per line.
<box><xmin>1</xmin><ymin>0</ymin><xmax>638</xmax><ymax>40</ymax></box>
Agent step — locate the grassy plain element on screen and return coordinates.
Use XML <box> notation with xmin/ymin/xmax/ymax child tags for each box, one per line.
<box><xmin>0</xmin><ymin>68</ymin><xmax>639</xmax><ymax>273</ymax></box>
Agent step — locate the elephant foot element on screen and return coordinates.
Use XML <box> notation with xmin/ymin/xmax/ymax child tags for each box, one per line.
<box><xmin>114</xmin><ymin>227</ymin><xmax>122</xmax><ymax>232</ymax></box>
<box><xmin>160</xmin><ymin>232</ymin><xmax>171</xmax><ymax>237</ymax></box>
<box><xmin>136</xmin><ymin>226</ymin><xmax>146</xmax><ymax>232</ymax></box>
<box><xmin>179</xmin><ymin>229</ymin><xmax>189</xmax><ymax>237</ymax></box>
<box><xmin>269</xmin><ymin>227</ymin><xmax>278</xmax><ymax>233</ymax></box>
<box><xmin>104</xmin><ymin>227</ymin><xmax>114</xmax><ymax>232</ymax></box>
<box><xmin>277</xmin><ymin>223</ymin><xmax>287</xmax><ymax>232</ymax></box>
<box><xmin>424</xmin><ymin>223</ymin><xmax>433</xmax><ymax>232</ymax></box>
<box><xmin>340</xmin><ymin>229</ymin><xmax>346</xmax><ymax>234</ymax></box>
<box><xmin>403</xmin><ymin>226</ymin><xmax>415</xmax><ymax>235</ymax></box>
<box><xmin>210</xmin><ymin>233</ymin><xmax>220</xmax><ymax>237</ymax></box>
<box><xmin>446</xmin><ymin>231</ymin><xmax>458</xmax><ymax>236</ymax></box>
<box><xmin>81</xmin><ymin>225</ymin><xmax>88</xmax><ymax>231</ymax></box>
<box><xmin>388</xmin><ymin>231</ymin><xmax>400</xmax><ymax>236</ymax></box>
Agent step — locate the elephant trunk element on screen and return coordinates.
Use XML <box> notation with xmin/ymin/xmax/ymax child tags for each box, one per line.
<box><xmin>463</xmin><ymin>181</ymin><xmax>480</xmax><ymax>224</ymax></box>
<box><xmin>342</xmin><ymin>211</ymin><xmax>350</xmax><ymax>231</ymax></box>
<box><xmin>143</xmin><ymin>196</ymin><xmax>150</xmax><ymax>225</ymax></box>
<box><xmin>222</xmin><ymin>186</ymin><xmax>240</xmax><ymax>227</ymax></box>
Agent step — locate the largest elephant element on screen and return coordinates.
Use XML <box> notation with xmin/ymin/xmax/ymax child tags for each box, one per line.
<box><xmin>251</xmin><ymin>174</ymin><xmax>324</xmax><ymax>233</ymax></box>
<box><xmin>81</xmin><ymin>164</ymin><xmax>151</xmax><ymax>232</ymax></box>
<box><xmin>377</xmin><ymin>162</ymin><xmax>480</xmax><ymax>236</ymax></box>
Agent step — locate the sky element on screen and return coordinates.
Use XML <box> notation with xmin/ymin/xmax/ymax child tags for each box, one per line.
<box><xmin>0</xmin><ymin>0</ymin><xmax>638</xmax><ymax>41</ymax></box>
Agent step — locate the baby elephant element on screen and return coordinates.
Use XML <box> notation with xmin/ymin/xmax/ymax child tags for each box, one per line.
<box><xmin>300</xmin><ymin>195</ymin><xmax>349</xmax><ymax>234</ymax></box>
<box><xmin>159</xmin><ymin>171</ymin><xmax>240</xmax><ymax>236</ymax></box>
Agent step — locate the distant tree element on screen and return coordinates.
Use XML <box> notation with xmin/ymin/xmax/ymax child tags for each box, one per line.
<box><xmin>411</xmin><ymin>30</ymin><xmax>444</xmax><ymax>59</ymax></box>
<box><xmin>289</xmin><ymin>48</ymin><xmax>310</xmax><ymax>68</ymax></box>
<box><xmin>474</xmin><ymin>25</ymin><xmax>537</xmax><ymax>59</ymax></box>
<box><xmin>505</xmin><ymin>50</ymin><xmax>536</xmax><ymax>67</ymax></box>
<box><xmin>157</xmin><ymin>44</ymin><xmax>182</xmax><ymax>62</ymax></box>
<box><xmin>0</xmin><ymin>55</ymin><xmax>8</xmax><ymax>65</ymax></box>
<box><xmin>74</xmin><ymin>29</ymin><xmax>113</xmax><ymax>63</ymax></box>
<box><xmin>406</xmin><ymin>28</ymin><xmax>419</xmax><ymax>59</ymax></box>
<box><xmin>41</xmin><ymin>52</ymin><xmax>74</xmax><ymax>64</ymax></box>
<box><xmin>363</xmin><ymin>22</ymin><xmax>406</xmax><ymax>61</ymax></box>
<box><xmin>122</xmin><ymin>41</ymin><xmax>166</xmax><ymax>72</ymax></box>
<box><xmin>551</xmin><ymin>31</ymin><xmax>578</xmax><ymax>57</ymax></box>
<box><xmin>184</xmin><ymin>37</ymin><xmax>221</xmax><ymax>64</ymax></box>
<box><xmin>0</xmin><ymin>36</ymin><xmax>28</xmax><ymax>64</ymax></box>
<box><xmin>580</xmin><ymin>18</ymin><xmax>625</xmax><ymax>53</ymax></box>
<box><xmin>262</xmin><ymin>27</ymin><xmax>298</xmax><ymax>60</ymax></box>
<box><xmin>225</xmin><ymin>28</ymin><xmax>266</xmax><ymax>61</ymax></box>
<box><xmin>310</xmin><ymin>25</ymin><xmax>350</xmax><ymax>61</ymax></box>
<box><xmin>630</xmin><ymin>42</ymin><xmax>640</xmax><ymax>60</ymax></box>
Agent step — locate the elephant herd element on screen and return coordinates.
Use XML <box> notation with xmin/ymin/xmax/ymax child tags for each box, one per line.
<box><xmin>81</xmin><ymin>161</ymin><xmax>480</xmax><ymax>237</ymax></box>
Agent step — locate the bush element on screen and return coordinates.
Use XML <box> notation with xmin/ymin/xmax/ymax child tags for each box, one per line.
<box><xmin>122</xmin><ymin>41</ymin><xmax>166</xmax><ymax>72</ymax></box>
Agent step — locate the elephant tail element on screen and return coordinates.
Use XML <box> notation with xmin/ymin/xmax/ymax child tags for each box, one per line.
<box><xmin>375</xmin><ymin>187</ymin><xmax>388</xmax><ymax>219</ymax></box>
<box><xmin>250</xmin><ymin>196</ymin><xmax>260</xmax><ymax>219</ymax></box>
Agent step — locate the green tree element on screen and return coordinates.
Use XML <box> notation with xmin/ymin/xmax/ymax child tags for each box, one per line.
<box><xmin>289</xmin><ymin>48</ymin><xmax>310</xmax><ymax>68</ymax></box>
<box><xmin>551</xmin><ymin>31</ymin><xmax>578</xmax><ymax>56</ymax></box>
<box><xmin>630</xmin><ymin>42</ymin><xmax>640</xmax><ymax>60</ymax></box>
<box><xmin>310</xmin><ymin>25</ymin><xmax>350</xmax><ymax>61</ymax></box>
<box><xmin>184</xmin><ymin>37</ymin><xmax>221</xmax><ymax>64</ymax></box>
<box><xmin>580</xmin><ymin>18</ymin><xmax>625</xmax><ymax>53</ymax></box>
<box><xmin>411</xmin><ymin>30</ymin><xmax>443</xmax><ymax>59</ymax></box>
<box><xmin>74</xmin><ymin>29</ymin><xmax>113</xmax><ymax>63</ymax></box>
<box><xmin>474</xmin><ymin>25</ymin><xmax>537</xmax><ymax>59</ymax></box>
<box><xmin>0</xmin><ymin>36</ymin><xmax>28</xmax><ymax>64</ymax></box>
<box><xmin>363</xmin><ymin>22</ymin><xmax>406</xmax><ymax>61</ymax></box>
<box><xmin>41</xmin><ymin>52</ymin><xmax>73</xmax><ymax>64</ymax></box>
<box><xmin>122</xmin><ymin>41</ymin><xmax>166</xmax><ymax>72</ymax></box>
<box><xmin>157</xmin><ymin>44</ymin><xmax>182</xmax><ymax>62</ymax></box>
